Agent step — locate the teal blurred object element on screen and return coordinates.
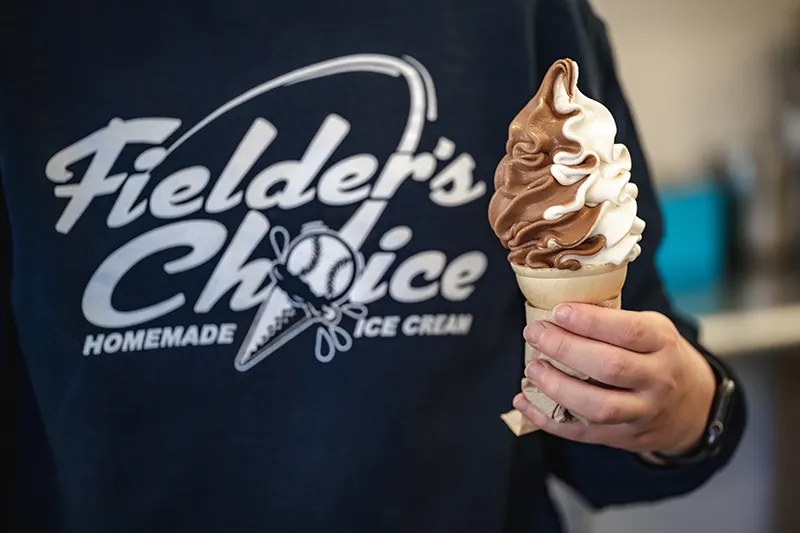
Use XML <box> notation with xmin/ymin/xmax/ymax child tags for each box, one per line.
<box><xmin>654</xmin><ymin>180</ymin><xmax>727</xmax><ymax>295</ymax></box>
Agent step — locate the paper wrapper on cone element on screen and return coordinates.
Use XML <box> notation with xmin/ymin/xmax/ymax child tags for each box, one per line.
<box><xmin>501</xmin><ymin>263</ymin><xmax>628</xmax><ymax>437</ymax></box>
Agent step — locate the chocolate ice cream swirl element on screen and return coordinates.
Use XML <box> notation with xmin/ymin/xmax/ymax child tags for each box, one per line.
<box><xmin>489</xmin><ymin>60</ymin><xmax>604</xmax><ymax>270</ymax></box>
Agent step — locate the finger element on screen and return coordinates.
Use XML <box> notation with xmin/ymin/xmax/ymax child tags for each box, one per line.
<box><xmin>524</xmin><ymin>360</ymin><xmax>649</xmax><ymax>424</ymax></box>
<box><xmin>513</xmin><ymin>394</ymin><xmax>628</xmax><ymax>446</ymax></box>
<box><xmin>524</xmin><ymin>321</ymin><xmax>652</xmax><ymax>388</ymax></box>
<box><xmin>550</xmin><ymin>304</ymin><xmax>674</xmax><ymax>353</ymax></box>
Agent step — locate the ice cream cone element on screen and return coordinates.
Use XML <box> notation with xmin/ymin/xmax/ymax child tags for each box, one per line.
<box><xmin>488</xmin><ymin>58</ymin><xmax>644</xmax><ymax>437</ymax></box>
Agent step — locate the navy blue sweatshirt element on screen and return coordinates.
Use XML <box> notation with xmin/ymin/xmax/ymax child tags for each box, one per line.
<box><xmin>1</xmin><ymin>1</ymin><xmax>745</xmax><ymax>532</ymax></box>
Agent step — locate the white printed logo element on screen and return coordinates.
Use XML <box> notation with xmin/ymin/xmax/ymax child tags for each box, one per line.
<box><xmin>46</xmin><ymin>54</ymin><xmax>488</xmax><ymax>370</ymax></box>
<box><xmin>236</xmin><ymin>221</ymin><xmax>367</xmax><ymax>370</ymax></box>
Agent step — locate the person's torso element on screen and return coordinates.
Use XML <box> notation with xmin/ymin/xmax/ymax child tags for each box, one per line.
<box><xmin>1</xmin><ymin>1</ymin><xmax>572</xmax><ymax>531</ymax></box>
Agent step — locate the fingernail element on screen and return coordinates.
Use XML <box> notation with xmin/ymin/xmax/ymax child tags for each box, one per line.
<box><xmin>553</xmin><ymin>304</ymin><xmax>573</xmax><ymax>324</ymax></box>
<box><xmin>525</xmin><ymin>361</ymin><xmax>546</xmax><ymax>382</ymax></box>
<box><xmin>525</xmin><ymin>322</ymin><xmax>545</xmax><ymax>346</ymax></box>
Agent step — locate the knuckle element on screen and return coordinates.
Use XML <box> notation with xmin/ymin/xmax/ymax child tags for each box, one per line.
<box><xmin>631</xmin><ymin>429</ymin><xmax>658</xmax><ymax>452</ymax></box>
<box><xmin>580</xmin><ymin>311</ymin><xmax>598</xmax><ymax>334</ymax></box>
<box><xmin>640</xmin><ymin>396</ymin><xmax>666</xmax><ymax>425</ymax></box>
<box><xmin>649</xmin><ymin>359</ymin><xmax>679</xmax><ymax>391</ymax></box>
<box><xmin>661</xmin><ymin>328</ymin><xmax>680</xmax><ymax>349</ymax></box>
<box><xmin>594</xmin><ymin>401</ymin><xmax>621</xmax><ymax>424</ymax></box>
<box><xmin>545</xmin><ymin>328</ymin><xmax>569</xmax><ymax>361</ymax></box>
<box><xmin>643</xmin><ymin>311</ymin><xmax>669</xmax><ymax>327</ymax></box>
<box><xmin>656</xmin><ymin>373</ymin><xmax>679</xmax><ymax>394</ymax></box>
<box><xmin>665</xmin><ymin>329</ymin><xmax>680</xmax><ymax>349</ymax></box>
<box><xmin>541</xmin><ymin>373</ymin><xmax>562</xmax><ymax>399</ymax></box>
<box><xmin>647</xmin><ymin>312</ymin><xmax>679</xmax><ymax>344</ymax></box>
<box><xmin>522</xmin><ymin>404</ymin><xmax>542</xmax><ymax>424</ymax></box>
<box><xmin>620</xmin><ymin>320</ymin><xmax>645</xmax><ymax>346</ymax></box>
<box><xmin>601</xmin><ymin>353</ymin><xmax>629</xmax><ymax>383</ymax></box>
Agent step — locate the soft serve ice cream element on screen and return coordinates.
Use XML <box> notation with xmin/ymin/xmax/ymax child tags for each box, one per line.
<box><xmin>488</xmin><ymin>58</ymin><xmax>644</xmax><ymax>270</ymax></box>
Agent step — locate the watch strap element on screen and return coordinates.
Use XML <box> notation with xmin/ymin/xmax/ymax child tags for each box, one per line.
<box><xmin>651</xmin><ymin>355</ymin><xmax>737</xmax><ymax>466</ymax></box>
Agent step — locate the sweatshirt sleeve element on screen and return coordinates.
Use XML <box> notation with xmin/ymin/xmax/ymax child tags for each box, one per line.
<box><xmin>531</xmin><ymin>0</ymin><xmax>746</xmax><ymax>508</ymax></box>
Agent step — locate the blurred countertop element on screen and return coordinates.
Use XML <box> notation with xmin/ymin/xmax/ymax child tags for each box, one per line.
<box><xmin>670</xmin><ymin>271</ymin><xmax>800</xmax><ymax>357</ymax></box>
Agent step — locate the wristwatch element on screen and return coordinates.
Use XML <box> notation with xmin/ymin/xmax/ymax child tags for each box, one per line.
<box><xmin>651</xmin><ymin>355</ymin><xmax>737</xmax><ymax>466</ymax></box>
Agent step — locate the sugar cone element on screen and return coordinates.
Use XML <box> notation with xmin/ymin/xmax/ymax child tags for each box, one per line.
<box><xmin>501</xmin><ymin>263</ymin><xmax>627</xmax><ymax>436</ymax></box>
<box><xmin>511</xmin><ymin>262</ymin><xmax>627</xmax><ymax>311</ymax></box>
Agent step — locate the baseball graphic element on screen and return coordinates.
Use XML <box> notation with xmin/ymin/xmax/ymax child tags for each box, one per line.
<box><xmin>234</xmin><ymin>222</ymin><xmax>367</xmax><ymax>372</ymax></box>
<box><xmin>285</xmin><ymin>223</ymin><xmax>360</xmax><ymax>303</ymax></box>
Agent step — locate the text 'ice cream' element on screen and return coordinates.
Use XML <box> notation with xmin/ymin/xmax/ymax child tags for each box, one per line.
<box><xmin>488</xmin><ymin>58</ymin><xmax>645</xmax><ymax>270</ymax></box>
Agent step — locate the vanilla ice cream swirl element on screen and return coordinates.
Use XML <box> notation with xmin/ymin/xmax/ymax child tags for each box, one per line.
<box><xmin>488</xmin><ymin>58</ymin><xmax>645</xmax><ymax>270</ymax></box>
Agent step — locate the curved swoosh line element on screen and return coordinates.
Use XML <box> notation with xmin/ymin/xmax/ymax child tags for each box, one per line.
<box><xmin>402</xmin><ymin>55</ymin><xmax>438</xmax><ymax>121</ymax></box>
<box><xmin>163</xmin><ymin>54</ymin><xmax>438</xmax><ymax>157</ymax></box>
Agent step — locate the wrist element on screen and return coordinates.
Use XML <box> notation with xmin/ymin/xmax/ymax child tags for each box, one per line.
<box><xmin>649</xmin><ymin>353</ymin><xmax>737</xmax><ymax>466</ymax></box>
<box><xmin>658</xmin><ymin>357</ymin><xmax>717</xmax><ymax>456</ymax></box>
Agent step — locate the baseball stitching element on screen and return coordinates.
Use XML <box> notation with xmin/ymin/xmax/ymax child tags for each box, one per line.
<box><xmin>297</xmin><ymin>235</ymin><xmax>322</xmax><ymax>277</ymax></box>
<box><xmin>326</xmin><ymin>256</ymin><xmax>354</xmax><ymax>298</ymax></box>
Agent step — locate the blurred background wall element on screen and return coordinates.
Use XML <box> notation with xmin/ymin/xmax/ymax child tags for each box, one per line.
<box><xmin>546</xmin><ymin>2</ymin><xmax>800</xmax><ymax>533</ymax></box>
<box><xmin>594</xmin><ymin>0</ymin><xmax>799</xmax><ymax>183</ymax></box>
